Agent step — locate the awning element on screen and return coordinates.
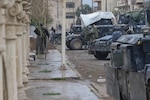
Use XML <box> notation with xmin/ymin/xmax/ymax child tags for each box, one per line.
<box><xmin>80</xmin><ymin>11</ymin><xmax>116</xmax><ymax>26</ymax></box>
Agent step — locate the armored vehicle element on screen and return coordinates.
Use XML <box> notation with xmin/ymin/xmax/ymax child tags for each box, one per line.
<box><xmin>89</xmin><ymin>9</ymin><xmax>145</xmax><ymax>60</ymax></box>
<box><xmin>66</xmin><ymin>33</ymin><xmax>84</xmax><ymax>50</ymax></box>
<box><xmin>105</xmin><ymin>0</ymin><xmax>150</xmax><ymax>99</ymax></box>
<box><xmin>66</xmin><ymin>25</ymin><xmax>84</xmax><ymax>50</ymax></box>
<box><xmin>66</xmin><ymin>11</ymin><xmax>115</xmax><ymax>50</ymax></box>
<box><xmin>91</xmin><ymin>35</ymin><xmax>112</xmax><ymax>60</ymax></box>
<box><xmin>88</xmin><ymin>26</ymin><xmax>126</xmax><ymax>59</ymax></box>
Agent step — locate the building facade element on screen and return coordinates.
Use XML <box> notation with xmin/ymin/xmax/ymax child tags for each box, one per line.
<box><xmin>49</xmin><ymin>0</ymin><xmax>81</xmax><ymax>31</ymax></box>
<box><xmin>93</xmin><ymin>0</ymin><xmax>144</xmax><ymax>12</ymax></box>
<box><xmin>116</xmin><ymin>0</ymin><xmax>144</xmax><ymax>12</ymax></box>
<box><xmin>93</xmin><ymin>0</ymin><xmax>118</xmax><ymax>12</ymax></box>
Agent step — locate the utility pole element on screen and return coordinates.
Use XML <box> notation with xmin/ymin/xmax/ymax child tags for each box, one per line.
<box><xmin>106</xmin><ymin>0</ymin><xmax>107</xmax><ymax>11</ymax></box>
<box><xmin>61</xmin><ymin>0</ymin><xmax>66</xmax><ymax>69</ymax></box>
<box><xmin>92</xmin><ymin>0</ymin><xmax>94</xmax><ymax>12</ymax></box>
<box><xmin>81</xmin><ymin>0</ymin><xmax>83</xmax><ymax>12</ymax></box>
<box><xmin>46</xmin><ymin>0</ymin><xmax>48</xmax><ymax>26</ymax></box>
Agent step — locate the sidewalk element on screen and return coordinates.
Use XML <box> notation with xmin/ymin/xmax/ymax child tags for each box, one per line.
<box><xmin>25</xmin><ymin>50</ymin><xmax>101</xmax><ymax>100</ymax></box>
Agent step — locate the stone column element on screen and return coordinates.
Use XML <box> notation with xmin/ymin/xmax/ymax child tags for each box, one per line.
<box><xmin>0</xmin><ymin>0</ymin><xmax>15</xmax><ymax>8</ymax></box>
<box><xmin>24</xmin><ymin>25</ymin><xmax>30</xmax><ymax>75</ymax></box>
<box><xmin>0</xmin><ymin>52</ymin><xmax>3</xmax><ymax>100</ymax></box>
<box><xmin>25</xmin><ymin>24</ymin><xmax>30</xmax><ymax>75</ymax></box>
<box><xmin>0</xmin><ymin>43</ymin><xmax>5</xmax><ymax>100</ymax></box>
<box><xmin>16</xmin><ymin>25</ymin><xmax>27</xmax><ymax>100</ymax></box>
<box><xmin>23</xmin><ymin>0</ymin><xmax>32</xmax><ymax>76</ymax></box>
<box><xmin>0</xmin><ymin>8</ymin><xmax>5</xmax><ymax>100</ymax></box>
<box><xmin>16</xmin><ymin>25</ymin><xmax>24</xmax><ymax>88</ymax></box>
<box><xmin>5</xmin><ymin>24</ymin><xmax>18</xmax><ymax>100</ymax></box>
<box><xmin>26</xmin><ymin>24</ymin><xmax>30</xmax><ymax>68</ymax></box>
<box><xmin>0</xmin><ymin>1</ymin><xmax>16</xmax><ymax>100</ymax></box>
<box><xmin>5</xmin><ymin>1</ymin><xmax>22</xmax><ymax>100</ymax></box>
<box><xmin>22</xmin><ymin>25</ymin><xmax>28</xmax><ymax>83</ymax></box>
<box><xmin>21</xmin><ymin>0</ymin><xmax>32</xmax><ymax>83</ymax></box>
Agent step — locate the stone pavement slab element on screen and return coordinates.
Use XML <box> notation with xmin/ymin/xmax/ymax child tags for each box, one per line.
<box><xmin>29</xmin><ymin>50</ymin><xmax>79</xmax><ymax>80</ymax></box>
<box><xmin>25</xmin><ymin>80</ymin><xmax>99</xmax><ymax>100</ymax></box>
<box><xmin>26</xmin><ymin>50</ymin><xmax>101</xmax><ymax>100</ymax></box>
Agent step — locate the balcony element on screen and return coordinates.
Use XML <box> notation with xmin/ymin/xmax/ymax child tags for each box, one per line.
<box><xmin>93</xmin><ymin>0</ymin><xmax>101</xmax><ymax>2</ymax></box>
<box><xmin>136</xmin><ymin>0</ymin><xmax>143</xmax><ymax>4</ymax></box>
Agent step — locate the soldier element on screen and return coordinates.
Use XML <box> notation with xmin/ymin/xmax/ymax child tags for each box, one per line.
<box><xmin>112</xmin><ymin>28</ymin><xmax>123</xmax><ymax>42</ymax></box>
<box><xmin>89</xmin><ymin>24</ymin><xmax>98</xmax><ymax>41</ymax></box>
<box><xmin>34</xmin><ymin>23</ymin><xmax>49</xmax><ymax>54</ymax></box>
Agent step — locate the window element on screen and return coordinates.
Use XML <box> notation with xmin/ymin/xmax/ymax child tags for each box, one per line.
<box><xmin>66</xmin><ymin>13</ymin><xmax>75</xmax><ymax>19</ymax></box>
<box><xmin>66</xmin><ymin>2</ymin><xmax>75</xmax><ymax>8</ymax></box>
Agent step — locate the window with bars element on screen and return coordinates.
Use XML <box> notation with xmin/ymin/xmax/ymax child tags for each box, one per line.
<box><xmin>66</xmin><ymin>2</ymin><xmax>75</xmax><ymax>8</ymax></box>
<box><xmin>66</xmin><ymin>12</ymin><xmax>75</xmax><ymax>19</ymax></box>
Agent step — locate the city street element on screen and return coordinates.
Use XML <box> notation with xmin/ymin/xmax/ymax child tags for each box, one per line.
<box><xmin>57</xmin><ymin>45</ymin><xmax>112</xmax><ymax>99</ymax></box>
<box><xmin>25</xmin><ymin>44</ymin><xmax>113</xmax><ymax>100</ymax></box>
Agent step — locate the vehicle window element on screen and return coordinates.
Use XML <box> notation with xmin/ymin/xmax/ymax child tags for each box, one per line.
<box><xmin>93</xmin><ymin>19</ymin><xmax>112</xmax><ymax>25</ymax></box>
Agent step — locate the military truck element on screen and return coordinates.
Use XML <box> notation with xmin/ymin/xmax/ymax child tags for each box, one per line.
<box><xmin>105</xmin><ymin>0</ymin><xmax>150</xmax><ymax>99</ymax></box>
<box><xmin>66</xmin><ymin>25</ymin><xmax>84</xmax><ymax>50</ymax></box>
<box><xmin>90</xmin><ymin>35</ymin><xmax>112</xmax><ymax>60</ymax></box>
<box><xmin>89</xmin><ymin>9</ymin><xmax>145</xmax><ymax>60</ymax></box>
<box><xmin>66</xmin><ymin>11</ymin><xmax>116</xmax><ymax>50</ymax></box>
<box><xmin>88</xmin><ymin>25</ymin><xmax>126</xmax><ymax>60</ymax></box>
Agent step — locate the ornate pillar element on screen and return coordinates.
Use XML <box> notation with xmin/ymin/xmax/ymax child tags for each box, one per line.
<box><xmin>0</xmin><ymin>0</ymin><xmax>15</xmax><ymax>8</ymax></box>
<box><xmin>13</xmin><ymin>0</ymin><xmax>24</xmax><ymax>89</ymax></box>
<box><xmin>21</xmin><ymin>0</ymin><xmax>32</xmax><ymax>83</ymax></box>
<box><xmin>5</xmin><ymin>24</ymin><xmax>18</xmax><ymax>100</ymax></box>
<box><xmin>0</xmin><ymin>52</ymin><xmax>3</xmax><ymax>100</ymax></box>
<box><xmin>25</xmin><ymin>23</ymin><xmax>30</xmax><ymax>70</ymax></box>
<box><xmin>23</xmin><ymin>0</ymin><xmax>31</xmax><ymax>73</ymax></box>
<box><xmin>5</xmin><ymin>1</ymin><xmax>21</xmax><ymax>100</ymax></box>
<box><xmin>16</xmin><ymin>25</ymin><xmax>24</xmax><ymax>88</ymax></box>
<box><xmin>0</xmin><ymin>1</ymin><xmax>15</xmax><ymax>100</ymax></box>
<box><xmin>22</xmin><ymin>25</ymin><xmax>29</xmax><ymax>83</ymax></box>
<box><xmin>0</xmin><ymin>8</ymin><xmax>5</xmax><ymax>100</ymax></box>
<box><xmin>14</xmin><ymin>1</ymin><xmax>29</xmax><ymax>99</ymax></box>
<box><xmin>16</xmin><ymin>25</ymin><xmax>28</xmax><ymax>100</ymax></box>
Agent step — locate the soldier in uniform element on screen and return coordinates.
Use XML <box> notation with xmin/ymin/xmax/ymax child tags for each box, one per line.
<box><xmin>34</xmin><ymin>23</ymin><xmax>49</xmax><ymax>54</ymax></box>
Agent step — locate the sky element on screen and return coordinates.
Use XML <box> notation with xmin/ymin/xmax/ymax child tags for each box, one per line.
<box><xmin>83</xmin><ymin>0</ymin><xmax>92</xmax><ymax>5</ymax></box>
<box><xmin>82</xmin><ymin>0</ymin><xmax>97</xmax><ymax>7</ymax></box>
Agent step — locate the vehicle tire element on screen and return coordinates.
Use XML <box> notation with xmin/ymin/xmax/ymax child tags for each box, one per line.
<box><xmin>66</xmin><ymin>41</ymin><xmax>72</xmax><ymax>50</ymax></box>
<box><xmin>94</xmin><ymin>51</ymin><xmax>108</xmax><ymax>60</ymax></box>
<box><xmin>147</xmin><ymin>79</ymin><xmax>150</xmax><ymax>100</ymax></box>
<box><xmin>70</xmin><ymin>38</ymin><xmax>83</xmax><ymax>50</ymax></box>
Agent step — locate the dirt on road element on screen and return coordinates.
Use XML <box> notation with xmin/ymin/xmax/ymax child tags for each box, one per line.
<box><xmin>55</xmin><ymin>44</ymin><xmax>113</xmax><ymax>99</ymax></box>
<box><xmin>65</xmin><ymin>49</ymin><xmax>114</xmax><ymax>100</ymax></box>
<box><xmin>66</xmin><ymin>49</ymin><xmax>110</xmax><ymax>85</ymax></box>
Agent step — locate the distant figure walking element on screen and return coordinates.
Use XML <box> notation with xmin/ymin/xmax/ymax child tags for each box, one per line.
<box><xmin>50</xmin><ymin>27</ymin><xmax>56</xmax><ymax>44</ymax></box>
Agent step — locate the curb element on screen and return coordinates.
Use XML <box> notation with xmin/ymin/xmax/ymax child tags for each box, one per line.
<box><xmin>89</xmin><ymin>82</ymin><xmax>113</xmax><ymax>100</ymax></box>
<box><xmin>65</xmin><ymin>60</ymin><xmax>82</xmax><ymax>79</ymax></box>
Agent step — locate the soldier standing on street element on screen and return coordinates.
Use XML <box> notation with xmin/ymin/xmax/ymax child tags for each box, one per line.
<box><xmin>34</xmin><ymin>23</ymin><xmax>49</xmax><ymax>54</ymax></box>
<box><xmin>89</xmin><ymin>24</ymin><xmax>98</xmax><ymax>41</ymax></box>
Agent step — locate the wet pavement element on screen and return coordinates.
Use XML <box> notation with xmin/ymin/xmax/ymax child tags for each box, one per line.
<box><xmin>26</xmin><ymin>50</ymin><xmax>101</xmax><ymax>100</ymax></box>
<box><xmin>29</xmin><ymin>50</ymin><xmax>80</xmax><ymax>80</ymax></box>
